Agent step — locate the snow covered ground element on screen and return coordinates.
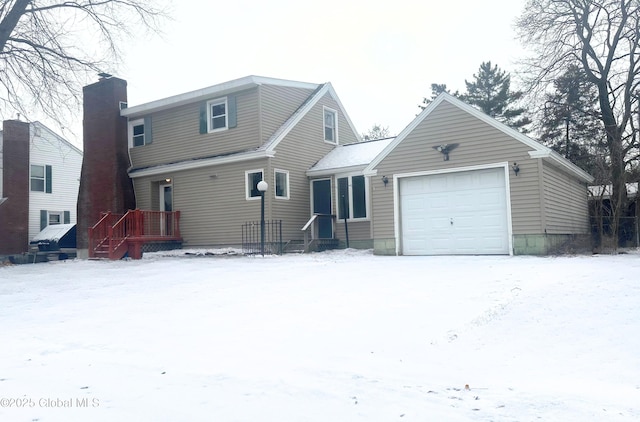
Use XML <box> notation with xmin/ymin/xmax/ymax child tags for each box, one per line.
<box><xmin>0</xmin><ymin>249</ymin><xmax>639</xmax><ymax>421</ymax></box>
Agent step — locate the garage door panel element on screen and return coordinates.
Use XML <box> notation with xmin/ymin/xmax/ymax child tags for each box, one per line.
<box><xmin>400</xmin><ymin>167</ymin><xmax>510</xmax><ymax>255</ymax></box>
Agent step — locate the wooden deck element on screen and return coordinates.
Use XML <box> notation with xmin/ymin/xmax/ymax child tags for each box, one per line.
<box><xmin>88</xmin><ymin>210</ymin><xmax>182</xmax><ymax>260</ymax></box>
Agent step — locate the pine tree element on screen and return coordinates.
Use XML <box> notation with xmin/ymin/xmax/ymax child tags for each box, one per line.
<box><xmin>462</xmin><ymin>61</ymin><xmax>531</xmax><ymax>132</ymax></box>
<box><xmin>419</xmin><ymin>83</ymin><xmax>457</xmax><ymax>110</ymax></box>
<box><xmin>537</xmin><ymin>65</ymin><xmax>606</xmax><ymax>175</ymax></box>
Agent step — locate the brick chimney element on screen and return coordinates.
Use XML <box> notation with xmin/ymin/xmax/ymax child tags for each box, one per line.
<box><xmin>76</xmin><ymin>76</ymin><xmax>135</xmax><ymax>258</ymax></box>
<box><xmin>0</xmin><ymin>120</ymin><xmax>30</xmax><ymax>254</ymax></box>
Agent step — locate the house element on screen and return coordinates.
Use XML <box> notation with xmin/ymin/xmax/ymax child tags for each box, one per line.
<box><xmin>79</xmin><ymin>75</ymin><xmax>361</xmax><ymax>257</ymax></box>
<box><xmin>82</xmin><ymin>77</ymin><xmax>593</xmax><ymax>257</ymax></box>
<box><xmin>0</xmin><ymin>121</ymin><xmax>83</xmax><ymax>255</ymax></box>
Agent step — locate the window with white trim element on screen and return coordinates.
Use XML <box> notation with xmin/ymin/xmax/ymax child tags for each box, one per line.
<box><xmin>31</xmin><ymin>164</ymin><xmax>52</xmax><ymax>193</ymax></box>
<box><xmin>245</xmin><ymin>169</ymin><xmax>264</xmax><ymax>199</ymax></box>
<box><xmin>274</xmin><ymin>169</ymin><xmax>289</xmax><ymax>199</ymax></box>
<box><xmin>128</xmin><ymin>118</ymin><xmax>153</xmax><ymax>147</ymax></box>
<box><xmin>323</xmin><ymin>107</ymin><xmax>337</xmax><ymax>144</ymax></box>
<box><xmin>337</xmin><ymin>175</ymin><xmax>367</xmax><ymax>220</ymax></box>
<box><xmin>208</xmin><ymin>97</ymin><xmax>228</xmax><ymax>132</ymax></box>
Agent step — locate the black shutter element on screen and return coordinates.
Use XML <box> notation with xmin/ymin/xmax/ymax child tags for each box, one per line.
<box><xmin>40</xmin><ymin>210</ymin><xmax>48</xmax><ymax>230</ymax></box>
<box><xmin>45</xmin><ymin>165</ymin><xmax>52</xmax><ymax>193</ymax></box>
<box><xmin>63</xmin><ymin>211</ymin><xmax>70</xmax><ymax>224</ymax></box>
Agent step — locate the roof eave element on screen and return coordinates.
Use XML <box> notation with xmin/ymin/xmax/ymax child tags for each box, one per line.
<box><xmin>306</xmin><ymin>164</ymin><xmax>367</xmax><ymax>177</ymax></box>
<box><xmin>528</xmin><ymin>150</ymin><xmax>594</xmax><ymax>182</ymax></box>
<box><xmin>129</xmin><ymin>149</ymin><xmax>275</xmax><ymax>178</ymax></box>
<box><xmin>121</xmin><ymin>75</ymin><xmax>320</xmax><ymax>118</ymax></box>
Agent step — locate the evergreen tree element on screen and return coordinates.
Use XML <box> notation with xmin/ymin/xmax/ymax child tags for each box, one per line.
<box><xmin>418</xmin><ymin>83</ymin><xmax>459</xmax><ymax>110</ymax></box>
<box><xmin>537</xmin><ymin>65</ymin><xmax>606</xmax><ymax>175</ymax></box>
<box><xmin>462</xmin><ymin>61</ymin><xmax>531</xmax><ymax>132</ymax></box>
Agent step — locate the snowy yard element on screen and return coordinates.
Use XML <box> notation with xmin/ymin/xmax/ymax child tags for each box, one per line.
<box><xmin>0</xmin><ymin>249</ymin><xmax>639</xmax><ymax>421</ymax></box>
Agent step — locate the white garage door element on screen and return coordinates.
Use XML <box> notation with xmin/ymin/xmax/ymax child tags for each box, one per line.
<box><xmin>400</xmin><ymin>167</ymin><xmax>510</xmax><ymax>255</ymax></box>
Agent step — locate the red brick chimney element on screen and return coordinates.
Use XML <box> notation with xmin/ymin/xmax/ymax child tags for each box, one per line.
<box><xmin>0</xmin><ymin>120</ymin><xmax>30</xmax><ymax>254</ymax></box>
<box><xmin>76</xmin><ymin>76</ymin><xmax>135</xmax><ymax>257</ymax></box>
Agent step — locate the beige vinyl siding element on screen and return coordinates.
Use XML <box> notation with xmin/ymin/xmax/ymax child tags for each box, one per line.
<box><xmin>269</xmin><ymin>93</ymin><xmax>360</xmax><ymax>241</ymax></box>
<box><xmin>134</xmin><ymin>158</ymin><xmax>269</xmax><ymax>246</ymax></box>
<box><xmin>542</xmin><ymin>162</ymin><xmax>589</xmax><ymax>234</ymax></box>
<box><xmin>259</xmin><ymin>85</ymin><xmax>315</xmax><ymax>143</ymax></box>
<box><xmin>335</xmin><ymin>220</ymin><xmax>371</xmax><ymax>241</ymax></box>
<box><xmin>373</xmin><ymin>100</ymin><xmax>543</xmax><ymax>239</ymax></box>
<box><xmin>129</xmin><ymin>88</ymin><xmax>261</xmax><ymax>169</ymax></box>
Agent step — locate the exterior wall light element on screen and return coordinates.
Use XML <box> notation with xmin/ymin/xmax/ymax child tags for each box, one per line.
<box><xmin>512</xmin><ymin>163</ymin><xmax>520</xmax><ymax>176</ymax></box>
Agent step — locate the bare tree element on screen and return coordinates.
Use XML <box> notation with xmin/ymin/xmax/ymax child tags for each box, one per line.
<box><xmin>517</xmin><ymin>0</ymin><xmax>640</xmax><ymax>249</ymax></box>
<box><xmin>361</xmin><ymin>124</ymin><xmax>392</xmax><ymax>141</ymax></box>
<box><xmin>0</xmin><ymin>0</ymin><xmax>166</xmax><ymax>127</ymax></box>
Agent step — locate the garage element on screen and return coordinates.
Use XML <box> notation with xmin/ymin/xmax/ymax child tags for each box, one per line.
<box><xmin>399</xmin><ymin>167</ymin><xmax>511</xmax><ymax>255</ymax></box>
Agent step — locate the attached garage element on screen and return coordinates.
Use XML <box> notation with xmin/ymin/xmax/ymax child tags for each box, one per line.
<box><xmin>399</xmin><ymin>166</ymin><xmax>511</xmax><ymax>255</ymax></box>
<box><xmin>366</xmin><ymin>92</ymin><xmax>594</xmax><ymax>256</ymax></box>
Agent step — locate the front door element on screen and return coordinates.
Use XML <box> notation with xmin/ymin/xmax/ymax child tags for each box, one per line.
<box><xmin>312</xmin><ymin>179</ymin><xmax>332</xmax><ymax>239</ymax></box>
<box><xmin>159</xmin><ymin>183</ymin><xmax>173</xmax><ymax>235</ymax></box>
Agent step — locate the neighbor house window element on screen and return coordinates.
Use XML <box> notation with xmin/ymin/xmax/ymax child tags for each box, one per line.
<box><xmin>324</xmin><ymin>107</ymin><xmax>337</xmax><ymax>144</ymax></box>
<box><xmin>274</xmin><ymin>169</ymin><xmax>289</xmax><ymax>200</ymax></box>
<box><xmin>337</xmin><ymin>175</ymin><xmax>367</xmax><ymax>220</ymax></box>
<box><xmin>48</xmin><ymin>212</ymin><xmax>61</xmax><ymax>225</ymax></box>
<box><xmin>31</xmin><ymin>164</ymin><xmax>52</xmax><ymax>193</ymax></box>
<box><xmin>208</xmin><ymin>97</ymin><xmax>228</xmax><ymax>132</ymax></box>
<box><xmin>245</xmin><ymin>169</ymin><xmax>264</xmax><ymax>199</ymax></box>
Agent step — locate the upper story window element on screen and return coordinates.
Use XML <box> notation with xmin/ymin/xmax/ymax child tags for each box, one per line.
<box><xmin>245</xmin><ymin>169</ymin><xmax>264</xmax><ymax>200</ymax></box>
<box><xmin>324</xmin><ymin>107</ymin><xmax>338</xmax><ymax>144</ymax></box>
<box><xmin>208</xmin><ymin>97</ymin><xmax>228</xmax><ymax>132</ymax></box>
<box><xmin>337</xmin><ymin>175</ymin><xmax>367</xmax><ymax>220</ymax></box>
<box><xmin>274</xmin><ymin>169</ymin><xmax>289</xmax><ymax>200</ymax></box>
<box><xmin>129</xmin><ymin>118</ymin><xmax>152</xmax><ymax>147</ymax></box>
<box><xmin>31</xmin><ymin>164</ymin><xmax>52</xmax><ymax>193</ymax></box>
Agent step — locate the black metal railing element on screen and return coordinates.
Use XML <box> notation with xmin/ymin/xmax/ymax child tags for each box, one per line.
<box><xmin>241</xmin><ymin>220</ymin><xmax>283</xmax><ymax>255</ymax></box>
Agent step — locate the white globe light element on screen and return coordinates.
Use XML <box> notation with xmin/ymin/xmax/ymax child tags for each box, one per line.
<box><xmin>257</xmin><ymin>180</ymin><xmax>268</xmax><ymax>192</ymax></box>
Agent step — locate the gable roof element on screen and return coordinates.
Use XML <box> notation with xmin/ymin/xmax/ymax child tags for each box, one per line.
<box><xmin>307</xmin><ymin>137</ymin><xmax>394</xmax><ymax>176</ymax></box>
<box><xmin>121</xmin><ymin>75</ymin><xmax>320</xmax><ymax>118</ymax></box>
<box><xmin>261</xmin><ymin>82</ymin><xmax>361</xmax><ymax>152</ymax></box>
<box><xmin>30</xmin><ymin>121</ymin><xmax>83</xmax><ymax>156</ymax></box>
<box><xmin>365</xmin><ymin>93</ymin><xmax>594</xmax><ymax>183</ymax></box>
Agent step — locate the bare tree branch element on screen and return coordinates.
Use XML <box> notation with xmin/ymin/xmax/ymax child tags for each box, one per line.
<box><xmin>0</xmin><ymin>0</ymin><xmax>168</xmax><ymax>128</ymax></box>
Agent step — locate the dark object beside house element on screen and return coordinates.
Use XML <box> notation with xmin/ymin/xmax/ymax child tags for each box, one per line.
<box><xmin>30</xmin><ymin>224</ymin><xmax>77</xmax><ymax>259</ymax></box>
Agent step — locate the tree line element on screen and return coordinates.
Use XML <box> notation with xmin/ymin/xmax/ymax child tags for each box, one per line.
<box><xmin>1</xmin><ymin>1</ymin><xmax>639</xmax><ymax>248</ymax></box>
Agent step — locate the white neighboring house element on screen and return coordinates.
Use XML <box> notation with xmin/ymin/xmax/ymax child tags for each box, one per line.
<box><xmin>27</xmin><ymin>122</ymin><xmax>83</xmax><ymax>240</ymax></box>
<box><xmin>0</xmin><ymin>122</ymin><xmax>82</xmax><ymax>244</ymax></box>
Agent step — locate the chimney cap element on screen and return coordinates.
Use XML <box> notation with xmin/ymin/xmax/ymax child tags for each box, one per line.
<box><xmin>98</xmin><ymin>72</ymin><xmax>112</xmax><ymax>80</ymax></box>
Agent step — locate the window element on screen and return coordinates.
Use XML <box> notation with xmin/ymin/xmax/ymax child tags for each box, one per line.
<box><xmin>129</xmin><ymin>118</ymin><xmax>152</xmax><ymax>147</ymax></box>
<box><xmin>274</xmin><ymin>169</ymin><xmax>289</xmax><ymax>200</ymax></box>
<box><xmin>48</xmin><ymin>212</ymin><xmax>61</xmax><ymax>225</ymax></box>
<box><xmin>245</xmin><ymin>169</ymin><xmax>264</xmax><ymax>199</ymax></box>
<box><xmin>324</xmin><ymin>107</ymin><xmax>337</xmax><ymax>144</ymax></box>
<box><xmin>337</xmin><ymin>175</ymin><xmax>367</xmax><ymax>220</ymax></box>
<box><xmin>208</xmin><ymin>97</ymin><xmax>228</xmax><ymax>132</ymax></box>
<box><xmin>31</xmin><ymin>164</ymin><xmax>52</xmax><ymax>193</ymax></box>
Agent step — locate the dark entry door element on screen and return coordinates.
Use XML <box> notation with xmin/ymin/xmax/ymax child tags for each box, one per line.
<box><xmin>312</xmin><ymin>179</ymin><xmax>332</xmax><ymax>239</ymax></box>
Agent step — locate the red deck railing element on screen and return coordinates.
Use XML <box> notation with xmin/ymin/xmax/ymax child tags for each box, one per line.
<box><xmin>88</xmin><ymin>210</ymin><xmax>181</xmax><ymax>260</ymax></box>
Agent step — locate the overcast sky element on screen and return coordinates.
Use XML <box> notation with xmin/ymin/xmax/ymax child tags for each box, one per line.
<box><xmin>66</xmin><ymin>0</ymin><xmax>528</xmax><ymax>146</ymax></box>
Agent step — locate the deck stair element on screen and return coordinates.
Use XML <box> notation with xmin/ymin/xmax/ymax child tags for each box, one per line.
<box><xmin>88</xmin><ymin>210</ymin><xmax>182</xmax><ymax>260</ymax></box>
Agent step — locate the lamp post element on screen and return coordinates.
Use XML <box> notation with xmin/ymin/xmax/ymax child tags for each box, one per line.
<box><xmin>257</xmin><ymin>180</ymin><xmax>268</xmax><ymax>256</ymax></box>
